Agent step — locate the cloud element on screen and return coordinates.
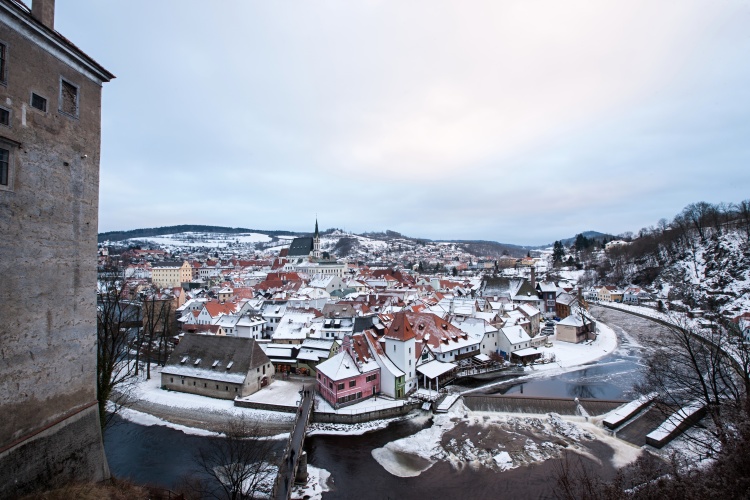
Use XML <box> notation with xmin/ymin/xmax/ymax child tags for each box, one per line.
<box><xmin>55</xmin><ymin>0</ymin><xmax>750</xmax><ymax>244</ymax></box>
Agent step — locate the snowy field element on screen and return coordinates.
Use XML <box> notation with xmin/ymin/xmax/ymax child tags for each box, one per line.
<box><xmin>127</xmin><ymin>231</ymin><xmax>273</xmax><ymax>248</ymax></box>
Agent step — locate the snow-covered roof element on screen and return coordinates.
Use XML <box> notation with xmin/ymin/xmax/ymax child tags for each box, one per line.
<box><xmin>512</xmin><ymin>346</ymin><xmax>542</xmax><ymax>357</ymax></box>
<box><xmin>316</xmin><ymin>350</ymin><xmax>378</xmax><ymax>381</ymax></box>
<box><xmin>416</xmin><ymin>360</ymin><xmax>456</xmax><ymax>379</ymax></box>
<box><xmin>500</xmin><ymin>325</ymin><xmax>531</xmax><ymax>345</ymax></box>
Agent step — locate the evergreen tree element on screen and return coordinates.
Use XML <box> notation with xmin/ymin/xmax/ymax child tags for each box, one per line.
<box><xmin>552</xmin><ymin>241</ymin><xmax>565</xmax><ymax>264</ymax></box>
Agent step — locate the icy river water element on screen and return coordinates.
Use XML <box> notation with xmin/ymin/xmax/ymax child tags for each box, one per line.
<box><xmin>105</xmin><ymin>307</ymin><xmax>660</xmax><ymax>498</ymax></box>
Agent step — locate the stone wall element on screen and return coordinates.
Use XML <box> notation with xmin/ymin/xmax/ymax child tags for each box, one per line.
<box><xmin>312</xmin><ymin>401</ymin><xmax>421</xmax><ymax>424</ymax></box>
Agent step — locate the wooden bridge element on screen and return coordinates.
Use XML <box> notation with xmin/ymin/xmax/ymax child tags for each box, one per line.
<box><xmin>272</xmin><ymin>386</ymin><xmax>314</xmax><ymax>500</ymax></box>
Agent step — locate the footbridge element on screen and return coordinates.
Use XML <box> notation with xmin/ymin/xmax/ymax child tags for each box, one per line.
<box><xmin>272</xmin><ymin>386</ymin><xmax>314</xmax><ymax>500</ymax></box>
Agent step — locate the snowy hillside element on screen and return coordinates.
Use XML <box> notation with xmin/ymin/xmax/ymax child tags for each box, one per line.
<box><xmin>656</xmin><ymin>231</ymin><xmax>750</xmax><ymax>316</ymax></box>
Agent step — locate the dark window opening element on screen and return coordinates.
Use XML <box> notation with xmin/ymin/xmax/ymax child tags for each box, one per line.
<box><xmin>0</xmin><ymin>108</ymin><xmax>9</xmax><ymax>126</ymax></box>
<box><xmin>0</xmin><ymin>43</ymin><xmax>6</xmax><ymax>83</ymax></box>
<box><xmin>31</xmin><ymin>93</ymin><xmax>47</xmax><ymax>112</ymax></box>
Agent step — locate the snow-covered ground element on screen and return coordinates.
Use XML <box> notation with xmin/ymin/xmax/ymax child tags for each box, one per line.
<box><xmin>115</xmin><ymin>405</ymin><xmax>222</xmax><ymax>437</ymax></box>
<box><xmin>127</xmin><ymin>231</ymin><xmax>272</xmax><ymax>248</ymax></box>
<box><xmin>534</xmin><ymin>321</ymin><xmax>619</xmax><ymax>371</ymax></box>
<box><xmin>121</xmin><ymin>367</ymin><xmax>295</xmax><ymax>434</ymax></box>
<box><xmin>291</xmin><ymin>465</ymin><xmax>331</xmax><ymax>500</ymax></box>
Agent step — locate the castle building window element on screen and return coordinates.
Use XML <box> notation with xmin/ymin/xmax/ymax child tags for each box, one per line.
<box><xmin>31</xmin><ymin>92</ymin><xmax>47</xmax><ymax>112</ymax></box>
<box><xmin>0</xmin><ymin>139</ymin><xmax>19</xmax><ymax>191</ymax></box>
<box><xmin>0</xmin><ymin>107</ymin><xmax>7</xmax><ymax>127</ymax></box>
<box><xmin>59</xmin><ymin>78</ymin><xmax>79</xmax><ymax>117</ymax></box>
<box><xmin>0</xmin><ymin>42</ymin><xmax>6</xmax><ymax>84</ymax></box>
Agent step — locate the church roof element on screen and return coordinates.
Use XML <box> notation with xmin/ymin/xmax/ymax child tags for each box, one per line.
<box><xmin>288</xmin><ymin>237</ymin><xmax>314</xmax><ymax>257</ymax></box>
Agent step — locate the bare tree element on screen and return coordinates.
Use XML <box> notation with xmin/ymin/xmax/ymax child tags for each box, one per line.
<box><xmin>141</xmin><ymin>294</ymin><xmax>174</xmax><ymax>379</ymax></box>
<box><xmin>191</xmin><ymin>417</ymin><xmax>279</xmax><ymax>500</ymax></box>
<box><xmin>636</xmin><ymin>315</ymin><xmax>750</xmax><ymax>456</ymax></box>
<box><xmin>96</xmin><ymin>266</ymin><xmax>141</xmax><ymax>431</ymax></box>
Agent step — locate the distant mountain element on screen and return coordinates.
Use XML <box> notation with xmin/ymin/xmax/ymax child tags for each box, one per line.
<box><xmin>97</xmin><ymin>225</ymin><xmax>298</xmax><ymax>243</ymax></box>
<box><xmin>557</xmin><ymin>231</ymin><xmax>613</xmax><ymax>247</ymax></box>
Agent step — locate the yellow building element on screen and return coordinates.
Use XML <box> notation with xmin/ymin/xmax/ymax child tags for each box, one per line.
<box><xmin>151</xmin><ymin>260</ymin><xmax>192</xmax><ymax>288</ymax></box>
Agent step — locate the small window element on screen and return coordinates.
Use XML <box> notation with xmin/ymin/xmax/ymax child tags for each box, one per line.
<box><xmin>0</xmin><ymin>107</ymin><xmax>9</xmax><ymax>127</ymax></box>
<box><xmin>349</xmin><ymin>380</ymin><xmax>356</xmax><ymax>388</ymax></box>
<box><xmin>337</xmin><ymin>383</ymin><xmax>345</xmax><ymax>390</ymax></box>
<box><xmin>31</xmin><ymin>93</ymin><xmax>47</xmax><ymax>112</ymax></box>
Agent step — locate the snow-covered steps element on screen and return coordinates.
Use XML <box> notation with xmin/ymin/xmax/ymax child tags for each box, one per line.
<box><xmin>603</xmin><ymin>392</ymin><xmax>658</xmax><ymax>430</ymax></box>
<box><xmin>435</xmin><ymin>393</ymin><xmax>461</xmax><ymax>413</ymax></box>
<box><xmin>645</xmin><ymin>402</ymin><xmax>706</xmax><ymax>448</ymax></box>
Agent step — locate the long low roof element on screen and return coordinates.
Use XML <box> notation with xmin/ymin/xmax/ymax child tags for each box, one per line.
<box><xmin>416</xmin><ymin>360</ymin><xmax>457</xmax><ymax>379</ymax></box>
<box><xmin>512</xmin><ymin>347</ymin><xmax>543</xmax><ymax>357</ymax></box>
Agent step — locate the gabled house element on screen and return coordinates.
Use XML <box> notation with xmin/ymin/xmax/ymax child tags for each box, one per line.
<box><xmin>316</xmin><ymin>335</ymin><xmax>380</xmax><ymax>409</ymax></box>
<box><xmin>162</xmin><ymin>334</ymin><xmax>274</xmax><ymax>399</ymax></box>
<box><xmin>536</xmin><ymin>282</ymin><xmax>558</xmax><ymax>316</ymax></box>
<box><xmin>498</xmin><ymin>325</ymin><xmax>532</xmax><ymax>358</ymax></box>
<box><xmin>557</xmin><ymin>309</ymin><xmax>597</xmax><ymax>344</ymax></box>
<box><xmin>556</xmin><ymin>292</ymin><xmax>579</xmax><ymax>320</ymax></box>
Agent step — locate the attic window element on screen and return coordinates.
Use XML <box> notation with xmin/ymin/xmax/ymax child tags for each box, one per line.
<box><xmin>226</xmin><ymin>361</ymin><xmax>234</xmax><ymax>370</ymax></box>
<box><xmin>212</xmin><ymin>360</ymin><xmax>220</xmax><ymax>368</ymax></box>
<box><xmin>180</xmin><ymin>356</ymin><xmax>188</xmax><ymax>364</ymax></box>
<box><xmin>441</xmin><ymin>324</ymin><xmax>448</xmax><ymax>330</ymax></box>
<box><xmin>418</xmin><ymin>324</ymin><xmax>424</xmax><ymax>330</ymax></box>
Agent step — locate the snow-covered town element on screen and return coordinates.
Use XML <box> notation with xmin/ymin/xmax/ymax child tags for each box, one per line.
<box><xmin>5</xmin><ymin>1</ymin><xmax>750</xmax><ymax>498</ymax></box>
<box><xmin>90</xmin><ymin>217</ymin><xmax>750</xmax><ymax>499</ymax></box>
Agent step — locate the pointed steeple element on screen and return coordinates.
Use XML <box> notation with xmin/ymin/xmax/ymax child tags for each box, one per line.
<box><xmin>312</xmin><ymin>218</ymin><xmax>321</xmax><ymax>259</ymax></box>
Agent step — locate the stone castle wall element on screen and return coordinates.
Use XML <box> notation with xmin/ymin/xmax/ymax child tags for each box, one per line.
<box><xmin>0</xmin><ymin>2</ymin><xmax>111</xmax><ymax>494</ymax></box>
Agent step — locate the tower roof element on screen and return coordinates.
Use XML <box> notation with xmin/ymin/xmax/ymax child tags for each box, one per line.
<box><xmin>384</xmin><ymin>312</ymin><xmax>416</xmax><ymax>341</ymax></box>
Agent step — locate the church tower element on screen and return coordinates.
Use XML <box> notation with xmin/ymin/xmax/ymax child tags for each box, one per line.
<box><xmin>313</xmin><ymin>219</ymin><xmax>321</xmax><ymax>259</ymax></box>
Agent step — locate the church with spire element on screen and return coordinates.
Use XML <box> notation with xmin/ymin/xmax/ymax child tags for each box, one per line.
<box><xmin>287</xmin><ymin>219</ymin><xmax>322</xmax><ymax>260</ymax></box>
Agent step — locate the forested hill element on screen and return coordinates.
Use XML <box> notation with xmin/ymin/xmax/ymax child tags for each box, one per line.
<box><xmin>583</xmin><ymin>200</ymin><xmax>750</xmax><ymax>316</ymax></box>
<box><xmin>97</xmin><ymin>225</ymin><xmax>298</xmax><ymax>243</ymax></box>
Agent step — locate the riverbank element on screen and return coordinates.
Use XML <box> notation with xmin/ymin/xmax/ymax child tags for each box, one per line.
<box><xmin>116</xmin><ymin>320</ymin><xmax>618</xmax><ymax>435</ymax></box>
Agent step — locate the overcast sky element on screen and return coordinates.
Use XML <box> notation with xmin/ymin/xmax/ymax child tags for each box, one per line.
<box><xmin>55</xmin><ymin>1</ymin><xmax>750</xmax><ymax>246</ymax></box>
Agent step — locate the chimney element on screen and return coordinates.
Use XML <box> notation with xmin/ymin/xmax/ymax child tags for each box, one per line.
<box><xmin>342</xmin><ymin>335</ymin><xmax>355</xmax><ymax>359</ymax></box>
<box><xmin>32</xmin><ymin>0</ymin><xmax>55</xmax><ymax>30</ymax></box>
<box><xmin>530</xmin><ymin>266</ymin><xmax>536</xmax><ymax>288</ymax></box>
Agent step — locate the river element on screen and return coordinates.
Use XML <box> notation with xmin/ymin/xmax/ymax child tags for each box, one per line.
<box><xmin>105</xmin><ymin>307</ymin><xmax>658</xmax><ymax>498</ymax></box>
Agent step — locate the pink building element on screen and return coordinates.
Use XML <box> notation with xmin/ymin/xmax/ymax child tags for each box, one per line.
<box><xmin>316</xmin><ymin>335</ymin><xmax>380</xmax><ymax>408</ymax></box>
